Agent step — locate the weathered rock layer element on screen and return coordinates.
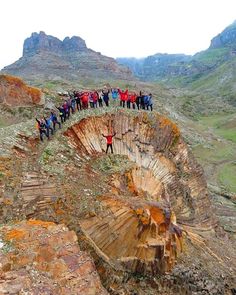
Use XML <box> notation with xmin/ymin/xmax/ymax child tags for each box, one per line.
<box><xmin>0</xmin><ymin>108</ymin><xmax>234</xmax><ymax>293</ymax></box>
<box><xmin>80</xmin><ymin>196</ymin><xmax>182</xmax><ymax>275</ymax></box>
<box><xmin>0</xmin><ymin>220</ymin><xmax>108</xmax><ymax>294</ymax></box>
<box><xmin>0</xmin><ymin>74</ymin><xmax>44</xmax><ymax>106</ymax></box>
<box><xmin>64</xmin><ymin>111</ymin><xmax>215</xmax><ymax>275</ymax></box>
<box><xmin>66</xmin><ymin>111</ymin><xmax>214</xmax><ymax>227</ymax></box>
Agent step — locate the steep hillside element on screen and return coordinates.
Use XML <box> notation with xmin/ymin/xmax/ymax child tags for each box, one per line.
<box><xmin>1</xmin><ymin>31</ymin><xmax>133</xmax><ymax>83</ymax></box>
<box><xmin>189</xmin><ymin>57</ymin><xmax>236</xmax><ymax>100</ymax></box>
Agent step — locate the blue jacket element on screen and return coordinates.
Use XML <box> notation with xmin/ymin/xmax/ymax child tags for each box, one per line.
<box><xmin>44</xmin><ymin>118</ymin><xmax>52</xmax><ymax>128</ymax></box>
<box><xmin>144</xmin><ymin>95</ymin><xmax>150</xmax><ymax>105</ymax></box>
<box><xmin>112</xmin><ymin>89</ymin><xmax>118</xmax><ymax>99</ymax></box>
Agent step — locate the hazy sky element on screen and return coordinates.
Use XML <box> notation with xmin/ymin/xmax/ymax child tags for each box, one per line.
<box><xmin>1</xmin><ymin>0</ymin><xmax>236</xmax><ymax>70</ymax></box>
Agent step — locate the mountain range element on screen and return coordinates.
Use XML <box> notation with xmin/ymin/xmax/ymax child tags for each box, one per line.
<box><xmin>117</xmin><ymin>20</ymin><xmax>236</xmax><ymax>106</ymax></box>
<box><xmin>118</xmin><ymin>20</ymin><xmax>236</xmax><ymax>81</ymax></box>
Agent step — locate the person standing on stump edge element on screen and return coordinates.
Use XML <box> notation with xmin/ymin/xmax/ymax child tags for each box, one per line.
<box><xmin>102</xmin><ymin>132</ymin><xmax>116</xmax><ymax>154</ymax></box>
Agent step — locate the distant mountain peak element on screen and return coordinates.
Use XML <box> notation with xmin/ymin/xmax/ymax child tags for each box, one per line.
<box><xmin>23</xmin><ymin>31</ymin><xmax>88</xmax><ymax>56</ymax></box>
<box><xmin>2</xmin><ymin>31</ymin><xmax>133</xmax><ymax>82</ymax></box>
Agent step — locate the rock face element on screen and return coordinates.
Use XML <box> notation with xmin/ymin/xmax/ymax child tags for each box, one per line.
<box><xmin>23</xmin><ymin>31</ymin><xmax>87</xmax><ymax>56</ymax></box>
<box><xmin>0</xmin><ymin>220</ymin><xmax>108</xmax><ymax>294</ymax></box>
<box><xmin>23</xmin><ymin>31</ymin><xmax>62</xmax><ymax>55</ymax></box>
<box><xmin>80</xmin><ymin>196</ymin><xmax>182</xmax><ymax>275</ymax></box>
<box><xmin>62</xmin><ymin>36</ymin><xmax>87</xmax><ymax>52</ymax></box>
<box><xmin>0</xmin><ymin>74</ymin><xmax>44</xmax><ymax>106</ymax></box>
<box><xmin>210</xmin><ymin>20</ymin><xmax>236</xmax><ymax>49</ymax></box>
<box><xmin>19</xmin><ymin>172</ymin><xmax>58</xmax><ymax>219</ymax></box>
<box><xmin>1</xmin><ymin>31</ymin><xmax>133</xmax><ymax>82</ymax></box>
<box><xmin>63</xmin><ymin>111</ymin><xmax>215</xmax><ymax>276</ymax></box>
<box><xmin>65</xmin><ymin>111</ymin><xmax>214</xmax><ymax>228</ymax></box>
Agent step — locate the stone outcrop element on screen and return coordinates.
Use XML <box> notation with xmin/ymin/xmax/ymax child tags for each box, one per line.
<box><xmin>65</xmin><ymin>111</ymin><xmax>214</xmax><ymax>228</ymax></box>
<box><xmin>0</xmin><ymin>220</ymin><xmax>108</xmax><ymax>294</ymax></box>
<box><xmin>62</xmin><ymin>36</ymin><xmax>87</xmax><ymax>53</ymax></box>
<box><xmin>1</xmin><ymin>31</ymin><xmax>133</xmax><ymax>82</ymax></box>
<box><xmin>62</xmin><ymin>110</ymin><xmax>216</xmax><ymax>276</ymax></box>
<box><xmin>80</xmin><ymin>196</ymin><xmax>182</xmax><ymax>275</ymax></box>
<box><xmin>19</xmin><ymin>172</ymin><xmax>58</xmax><ymax>219</ymax></box>
<box><xmin>0</xmin><ymin>74</ymin><xmax>44</xmax><ymax>106</ymax></box>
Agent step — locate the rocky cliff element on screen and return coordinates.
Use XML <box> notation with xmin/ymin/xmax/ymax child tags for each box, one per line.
<box><xmin>1</xmin><ymin>31</ymin><xmax>133</xmax><ymax>82</ymax></box>
<box><xmin>210</xmin><ymin>20</ymin><xmax>236</xmax><ymax>49</ymax></box>
<box><xmin>23</xmin><ymin>31</ymin><xmax>88</xmax><ymax>56</ymax></box>
<box><xmin>0</xmin><ymin>74</ymin><xmax>44</xmax><ymax>106</ymax></box>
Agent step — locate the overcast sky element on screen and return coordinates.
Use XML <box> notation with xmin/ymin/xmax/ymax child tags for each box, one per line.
<box><xmin>0</xmin><ymin>0</ymin><xmax>236</xmax><ymax>70</ymax></box>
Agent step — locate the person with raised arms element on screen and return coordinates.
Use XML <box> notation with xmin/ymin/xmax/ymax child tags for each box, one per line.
<box><xmin>102</xmin><ymin>131</ymin><xmax>116</xmax><ymax>154</ymax></box>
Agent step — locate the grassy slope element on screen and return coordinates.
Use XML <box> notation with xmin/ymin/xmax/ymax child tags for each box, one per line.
<box><xmin>193</xmin><ymin>48</ymin><xmax>230</xmax><ymax>67</ymax></box>
<box><xmin>153</xmin><ymin>47</ymin><xmax>236</xmax><ymax>116</ymax></box>
<box><xmin>174</xmin><ymin>50</ymin><xmax>236</xmax><ymax>194</ymax></box>
<box><xmin>190</xmin><ymin>58</ymin><xmax>236</xmax><ymax>94</ymax></box>
<box><xmin>192</xmin><ymin>113</ymin><xmax>236</xmax><ymax>193</ymax></box>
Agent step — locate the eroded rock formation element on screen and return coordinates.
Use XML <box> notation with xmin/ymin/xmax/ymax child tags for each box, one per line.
<box><xmin>80</xmin><ymin>196</ymin><xmax>182</xmax><ymax>275</ymax></box>
<box><xmin>19</xmin><ymin>172</ymin><xmax>58</xmax><ymax>219</ymax></box>
<box><xmin>0</xmin><ymin>74</ymin><xmax>44</xmax><ymax>106</ymax></box>
<box><xmin>0</xmin><ymin>220</ymin><xmax>108</xmax><ymax>294</ymax></box>
<box><xmin>0</xmin><ymin>108</ymin><xmax>235</xmax><ymax>293</ymax></box>
<box><xmin>210</xmin><ymin>20</ymin><xmax>236</xmax><ymax>49</ymax></box>
<box><xmin>63</xmin><ymin>110</ymin><xmax>215</xmax><ymax>275</ymax></box>
<box><xmin>65</xmin><ymin>111</ymin><xmax>214</xmax><ymax>228</ymax></box>
<box><xmin>23</xmin><ymin>31</ymin><xmax>88</xmax><ymax>55</ymax></box>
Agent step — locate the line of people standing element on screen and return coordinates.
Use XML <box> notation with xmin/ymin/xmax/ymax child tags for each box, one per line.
<box><xmin>36</xmin><ymin>86</ymin><xmax>154</xmax><ymax>141</ymax></box>
<box><xmin>117</xmin><ymin>89</ymin><xmax>153</xmax><ymax>111</ymax></box>
<box><xmin>36</xmin><ymin>112</ymin><xmax>61</xmax><ymax>142</ymax></box>
<box><xmin>67</xmin><ymin>87</ymin><xmax>153</xmax><ymax>111</ymax></box>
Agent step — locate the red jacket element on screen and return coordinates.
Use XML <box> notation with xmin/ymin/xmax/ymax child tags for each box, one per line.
<box><xmin>92</xmin><ymin>91</ymin><xmax>99</xmax><ymax>102</ymax></box>
<box><xmin>118</xmin><ymin>89</ymin><xmax>128</xmax><ymax>101</ymax></box>
<box><xmin>81</xmin><ymin>92</ymin><xmax>89</xmax><ymax>103</ymax></box>
<box><xmin>130</xmin><ymin>93</ymin><xmax>137</xmax><ymax>103</ymax></box>
<box><xmin>105</xmin><ymin>135</ymin><xmax>113</xmax><ymax>144</ymax></box>
<box><xmin>103</xmin><ymin>133</ymin><xmax>116</xmax><ymax>144</ymax></box>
